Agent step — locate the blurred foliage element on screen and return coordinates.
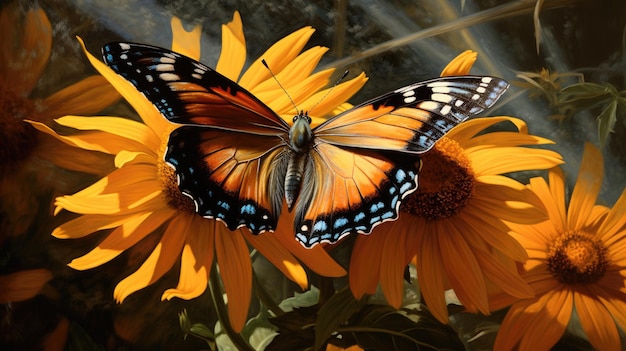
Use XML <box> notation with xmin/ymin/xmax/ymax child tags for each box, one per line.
<box><xmin>517</xmin><ymin>68</ymin><xmax>626</xmax><ymax>148</ymax></box>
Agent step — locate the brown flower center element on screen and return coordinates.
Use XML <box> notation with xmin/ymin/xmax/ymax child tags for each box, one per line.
<box><xmin>0</xmin><ymin>84</ymin><xmax>38</xmax><ymax>167</ymax></box>
<box><xmin>156</xmin><ymin>137</ymin><xmax>196</xmax><ymax>214</ymax></box>
<box><xmin>547</xmin><ymin>230</ymin><xmax>609</xmax><ymax>284</ymax></box>
<box><xmin>401</xmin><ymin>138</ymin><xmax>474</xmax><ymax>220</ymax></box>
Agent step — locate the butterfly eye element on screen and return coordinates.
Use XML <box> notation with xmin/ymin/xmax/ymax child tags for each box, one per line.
<box><xmin>292</xmin><ymin>115</ymin><xmax>298</xmax><ymax>123</ymax></box>
<box><xmin>305</xmin><ymin>115</ymin><xmax>312</xmax><ymax>124</ymax></box>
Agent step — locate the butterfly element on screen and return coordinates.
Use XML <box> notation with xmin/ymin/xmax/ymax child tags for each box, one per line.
<box><xmin>102</xmin><ymin>42</ymin><xmax>509</xmax><ymax>248</ymax></box>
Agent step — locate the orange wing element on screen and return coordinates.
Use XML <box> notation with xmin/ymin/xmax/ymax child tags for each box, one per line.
<box><xmin>293</xmin><ymin>142</ymin><xmax>420</xmax><ymax>247</ymax></box>
<box><xmin>166</xmin><ymin>127</ymin><xmax>288</xmax><ymax>232</ymax></box>
<box><xmin>314</xmin><ymin>76</ymin><xmax>509</xmax><ymax>153</ymax></box>
<box><xmin>103</xmin><ymin>42</ymin><xmax>294</xmax><ymax>233</ymax></box>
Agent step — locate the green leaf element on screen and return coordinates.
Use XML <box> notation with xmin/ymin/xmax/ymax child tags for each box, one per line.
<box><xmin>559</xmin><ymin>82</ymin><xmax>613</xmax><ymax>111</ymax></box>
<box><xmin>314</xmin><ymin>288</ymin><xmax>365</xmax><ymax>350</ymax></box>
<box><xmin>597</xmin><ymin>98</ymin><xmax>618</xmax><ymax>148</ymax></box>
<box><xmin>341</xmin><ymin>304</ymin><xmax>464</xmax><ymax>351</ymax></box>
<box><xmin>190</xmin><ymin>323</ymin><xmax>214</xmax><ymax>339</ymax></box>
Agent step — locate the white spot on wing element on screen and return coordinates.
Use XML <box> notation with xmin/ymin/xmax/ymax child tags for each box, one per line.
<box><xmin>159</xmin><ymin>57</ymin><xmax>176</xmax><ymax>64</ymax></box>
<box><xmin>119</xmin><ymin>43</ymin><xmax>131</xmax><ymax>50</ymax></box>
<box><xmin>404</xmin><ymin>96</ymin><xmax>417</xmax><ymax>104</ymax></box>
<box><xmin>418</xmin><ymin>100</ymin><xmax>439</xmax><ymax>111</ymax></box>
<box><xmin>440</xmin><ymin>104</ymin><xmax>452</xmax><ymax>115</ymax></box>
<box><xmin>160</xmin><ymin>73</ymin><xmax>180</xmax><ymax>81</ymax></box>
<box><xmin>432</xmin><ymin>93</ymin><xmax>453</xmax><ymax>103</ymax></box>
<box><xmin>481</xmin><ymin>77</ymin><xmax>493</xmax><ymax>83</ymax></box>
<box><xmin>156</xmin><ymin>64</ymin><xmax>175</xmax><ymax>72</ymax></box>
<box><xmin>431</xmin><ymin>86</ymin><xmax>451</xmax><ymax>93</ymax></box>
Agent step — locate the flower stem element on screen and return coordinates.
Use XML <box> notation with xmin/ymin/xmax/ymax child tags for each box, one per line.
<box><xmin>209</xmin><ymin>264</ymin><xmax>254</xmax><ymax>351</ymax></box>
<box><xmin>252</xmin><ymin>270</ymin><xmax>285</xmax><ymax>316</ymax></box>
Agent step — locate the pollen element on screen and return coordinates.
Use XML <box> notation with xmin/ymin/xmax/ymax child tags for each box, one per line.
<box><xmin>401</xmin><ymin>137</ymin><xmax>474</xmax><ymax>220</ymax></box>
<box><xmin>156</xmin><ymin>139</ymin><xmax>196</xmax><ymax>214</ymax></box>
<box><xmin>547</xmin><ymin>230</ymin><xmax>609</xmax><ymax>284</ymax></box>
<box><xmin>0</xmin><ymin>85</ymin><xmax>38</xmax><ymax>168</ymax></box>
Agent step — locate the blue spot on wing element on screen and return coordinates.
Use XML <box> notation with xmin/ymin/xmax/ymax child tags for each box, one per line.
<box><xmin>295</xmin><ymin>159</ymin><xmax>421</xmax><ymax>248</ymax></box>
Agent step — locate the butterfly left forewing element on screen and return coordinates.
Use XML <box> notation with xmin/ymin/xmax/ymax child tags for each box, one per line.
<box><xmin>314</xmin><ymin>76</ymin><xmax>509</xmax><ymax>153</ymax></box>
<box><xmin>102</xmin><ymin>42</ymin><xmax>290</xmax><ymax>135</ymax></box>
<box><xmin>103</xmin><ymin>42</ymin><xmax>292</xmax><ymax>234</ymax></box>
<box><xmin>294</xmin><ymin>143</ymin><xmax>420</xmax><ymax>247</ymax></box>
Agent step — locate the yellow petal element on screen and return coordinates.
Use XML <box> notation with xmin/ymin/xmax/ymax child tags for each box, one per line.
<box><xmin>463</xmin><ymin>132</ymin><xmax>554</xmax><ymax>151</ymax></box>
<box><xmin>26</xmin><ymin>120</ymin><xmax>153</xmax><ymax>156</ymax></box>
<box><xmin>595</xmin><ymin>293</ymin><xmax>626</xmax><ymax>335</ymax></box>
<box><xmin>415</xmin><ymin>227</ymin><xmax>449</xmax><ymax>323</ymax></box>
<box><xmin>439</xmin><ymin>222</ymin><xmax>489</xmax><ymax>314</ymax></box>
<box><xmin>546</xmin><ymin>167</ymin><xmax>567</xmax><ymax>232</ymax></box>
<box><xmin>440</xmin><ymin>50</ymin><xmax>476</xmax><ymax>77</ymax></box>
<box><xmin>575</xmin><ymin>292</ymin><xmax>621</xmax><ymax>351</ymax></box>
<box><xmin>598</xmin><ymin>187</ymin><xmax>626</xmax><ymax>244</ymax></box>
<box><xmin>55</xmin><ymin>116</ymin><xmax>161</xmax><ymax>155</ymax></box>
<box><xmin>68</xmin><ymin>209</ymin><xmax>176</xmax><ymax>270</ymax></box>
<box><xmin>215</xmin><ymin>12</ymin><xmax>246</xmax><ymax>81</ymax></box>
<box><xmin>0</xmin><ymin>269</ymin><xmax>52</xmax><ymax>303</ymax></box>
<box><xmin>474</xmin><ymin>250</ymin><xmax>533</xmax><ymax>299</ymax></box>
<box><xmin>518</xmin><ymin>289</ymin><xmax>572</xmax><ymax>351</ymax></box>
<box><xmin>301</xmin><ymin>72</ymin><xmax>369</xmax><ymax>120</ymax></box>
<box><xmin>77</xmin><ymin>37</ymin><xmax>172</xmax><ymax>134</ymax></box>
<box><xmin>34</xmin><ymin>133</ymin><xmax>114</xmax><ymax>175</ymax></box>
<box><xmin>244</xmin><ymin>231</ymin><xmax>308</xmax><ymax>290</ymax></box>
<box><xmin>170</xmin><ymin>17</ymin><xmax>202</xmax><ymax>60</ymax></box>
<box><xmin>380</xmin><ymin>226</ymin><xmax>411</xmax><ymax>308</ymax></box>
<box><xmin>53</xmin><ymin>213</ymin><xmax>138</xmax><ymax>239</ymax></box>
<box><xmin>163</xmin><ymin>216</ymin><xmax>215</xmax><ymax>300</ymax></box>
<box><xmin>456</xmin><ymin>208</ymin><xmax>528</xmax><ymax>262</ymax></box>
<box><xmin>446</xmin><ymin>116</ymin><xmax>528</xmax><ymax>145</ymax></box>
<box><xmin>350</xmin><ymin>232</ymin><xmax>385</xmax><ymax>299</ymax></box>
<box><xmin>61</xmin><ymin>163</ymin><xmax>158</xmax><ymax>199</ymax></box>
<box><xmin>113</xmin><ymin>213</ymin><xmax>190</xmax><ymax>302</ymax></box>
<box><xmin>239</xmin><ymin>27</ymin><xmax>315</xmax><ymax>89</ymax></box>
<box><xmin>470</xmin><ymin>147</ymin><xmax>563</xmax><ymax>176</ymax></box>
<box><xmin>567</xmin><ymin>143</ymin><xmax>602</xmax><ymax>231</ymax></box>
<box><xmin>215</xmin><ymin>225</ymin><xmax>252</xmax><ymax>332</ymax></box>
<box><xmin>41</xmin><ymin>75</ymin><xmax>121</xmax><ymax>120</ymax></box>
<box><xmin>473</xmin><ymin>175</ymin><xmax>547</xmax><ymax>224</ymax></box>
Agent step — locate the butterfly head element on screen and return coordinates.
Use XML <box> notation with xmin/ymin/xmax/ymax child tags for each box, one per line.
<box><xmin>289</xmin><ymin>111</ymin><xmax>313</xmax><ymax>153</ymax></box>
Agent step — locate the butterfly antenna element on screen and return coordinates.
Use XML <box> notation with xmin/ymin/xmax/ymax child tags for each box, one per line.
<box><xmin>261</xmin><ymin>59</ymin><xmax>299</xmax><ymax>114</ymax></box>
<box><xmin>309</xmin><ymin>70</ymin><xmax>349</xmax><ymax>115</ymax></box>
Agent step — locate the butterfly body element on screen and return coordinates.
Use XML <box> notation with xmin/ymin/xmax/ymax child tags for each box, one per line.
<box><xmin>102</xmin><ymin>42</ymin><xmax>509</xmax><ymax>247</ymax></box>
<box><xmin>284</xmin><ymin>112</ymin><xmax>313</xmax><ymax>209</ymax></box>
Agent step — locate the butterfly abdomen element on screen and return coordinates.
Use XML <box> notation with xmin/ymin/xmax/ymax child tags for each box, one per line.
<box><xmin>284</xmin><ymin>152</ymin><xmax>307</xmax><ymax>210</ymax></box>
<box><xmin>284</xmin><ymin>112</ymin><xmax>314</xmax><ymax>210</ymax></box>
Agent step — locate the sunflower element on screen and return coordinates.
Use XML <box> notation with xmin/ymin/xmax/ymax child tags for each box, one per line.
<box><xmin>0</xmin><ymin>3</ymin><xmax>119</xmax><ymax>174</ymax></box>
<box><xmin>493</xmin><ymin>143</ymin><xmax>626</xmax><ymax>351</ymax></box>
<box><xmin>29</xmin><ymin>13</ymin><xmax>367</xmax><ymax>332</ymax></box>
<box><xmin>349</xmin><ymin>50</ymin><xmax>564</xmax><ymax>323</ymax></box>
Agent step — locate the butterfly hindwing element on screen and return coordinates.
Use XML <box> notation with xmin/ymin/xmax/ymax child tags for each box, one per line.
<box><xmin>102</xmin><ymin>42</ymin><xmax>290</xmax><ymax>135</ymax></box>
<box><xmin>166</xmin><ymin>127</ymin><xmax>287</xmax><ymax>233</ymax></box>
<box><xmin>314</xmin><ymin>76</ymin><xmax>509</xmax><ymax>153</ymax></box>
<box><xmin>294</xmin><ymin>144</ymin><xmax>420</xmax><ymax>247</ymax></box>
